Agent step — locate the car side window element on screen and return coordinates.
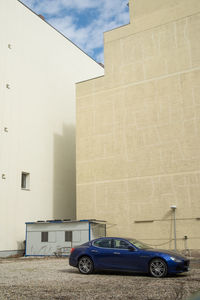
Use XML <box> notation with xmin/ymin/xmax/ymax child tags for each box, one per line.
<box><xmin>113</xmin><ymin>239</ymin><xmax>130</xmax><ymax>249</ymax></box>
<box><xmin>93</xmin><ymin>238</ymin><xmax>112</xmax><ymax>248</ymax></box>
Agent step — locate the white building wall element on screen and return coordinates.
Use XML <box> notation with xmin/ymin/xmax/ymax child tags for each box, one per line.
<box><xmin>0</xmin><ymin>0</ymin><xmax>104</xmax><ymax>255</ymax></box>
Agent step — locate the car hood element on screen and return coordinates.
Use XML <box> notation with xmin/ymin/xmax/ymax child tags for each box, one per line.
<box><xmin>143</xmin><ymin>248</ymin><xmax>187</xmax><ymax>260</ymax></box>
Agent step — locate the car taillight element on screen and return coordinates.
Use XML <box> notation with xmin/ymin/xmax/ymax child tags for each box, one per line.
<box><xmin>70</xmin><ymin>248</ymin><xmax>75</xmax><ymax>253</ymax></box>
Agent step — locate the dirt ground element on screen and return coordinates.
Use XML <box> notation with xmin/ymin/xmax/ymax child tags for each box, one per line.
<box><xmin>0</xmin><ymin>257</ymin><xmax>200</xmax><ymax>300</ymax></box>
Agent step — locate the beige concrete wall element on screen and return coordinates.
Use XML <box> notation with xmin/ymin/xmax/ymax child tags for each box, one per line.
<box><xmin>0</xmin><ymin>0</ymin><xmax>104</xmax><ymax>255</ymax></box>
<box><xmin>76</xmin><ymin>0</ymin><xmax>200</xmax><ymax>250</ymax></box>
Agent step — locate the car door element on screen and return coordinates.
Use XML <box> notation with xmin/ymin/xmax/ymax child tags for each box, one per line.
<box><xmin>89</xmin><ymin>238</ymin><xmax>114</xmax><ymax>269</ymax></box>
<box><xmin>111</xmin><ymin>238</ymin><xmax>147</xmax><ymax>272</ymax></box>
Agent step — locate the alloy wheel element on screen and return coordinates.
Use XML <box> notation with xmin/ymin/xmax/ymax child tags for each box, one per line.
<box><xmin>149</xmin><ymin>258</ymin><xmax>167</xmax><ymax>278</ymax></box>
<box><xmin>78</xmin><ymin>256</ymin><xmax>94</xmax><ymax>274</ymax></box>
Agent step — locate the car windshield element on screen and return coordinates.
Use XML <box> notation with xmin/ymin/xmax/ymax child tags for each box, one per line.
<box><xmin>127</xmin><ymin>238</ymin><xmax>153</xmax><ymax>249</ymax></box>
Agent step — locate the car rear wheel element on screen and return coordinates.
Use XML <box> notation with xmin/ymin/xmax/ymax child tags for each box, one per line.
<box><xmin>149</xmin><ymin>258</ymin><xmax>167</xmax><ymax>278</ymax></box>
<box><xmin>78</xmin><ymin>256</ymin><xmax>94</xmax><ymax>274</ymax></box>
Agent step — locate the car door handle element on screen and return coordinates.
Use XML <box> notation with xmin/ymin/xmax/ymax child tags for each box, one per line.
<box><xmin>91</xmin><ymin>250</ymin><xmax>98</xmax><ymax>253</ymax></box>
<box><xmin>113</xmin><ymin>252</ymin><xmax>120</xmax><ymax>255</ymax></box>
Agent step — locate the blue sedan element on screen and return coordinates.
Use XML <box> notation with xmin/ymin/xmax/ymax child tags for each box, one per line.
<box><xmin>69</xmin><ymin>237</ymin><xmax>190</xmax><ymax>278</ymax></box>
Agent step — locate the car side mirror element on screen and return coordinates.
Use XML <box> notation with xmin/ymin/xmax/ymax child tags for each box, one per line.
<box><xmin>128</xmin><ymin>246</ymin><xmax>135</xmax><ymax>252</ymax></box>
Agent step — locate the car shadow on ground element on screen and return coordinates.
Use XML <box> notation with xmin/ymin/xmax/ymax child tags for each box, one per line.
<box><xmin>60</xmin><ymin>268</ymin><xmax>78</xmax><ymax>274</ymax></box>
<box><xmin>60</xmin><ymin>268</ymin><xmax>189</xmax><ymax>278</ymax></box>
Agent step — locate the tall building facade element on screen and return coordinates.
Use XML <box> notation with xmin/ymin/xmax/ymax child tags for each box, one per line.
<box><xmin>0</xmin><ymin>0</ymin><xmax>104</xmax><ymax>257</ymax></box>
<box><xmin>76</xmin><ymin>0</ymin><xmax>200</xmax><ymax>250</ymax></box>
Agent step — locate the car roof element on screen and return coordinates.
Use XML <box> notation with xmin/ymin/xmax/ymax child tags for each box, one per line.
<box><xmin>92</xmin><ymin>237</ymin><xmax>131</xmax><ymax>241</ymax></box>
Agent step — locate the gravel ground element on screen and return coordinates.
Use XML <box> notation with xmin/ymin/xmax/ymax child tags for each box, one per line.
<box><xmin>0</xmin><ymin>257</ymin><xmax>200</xmax><ymax>300</ymax></box>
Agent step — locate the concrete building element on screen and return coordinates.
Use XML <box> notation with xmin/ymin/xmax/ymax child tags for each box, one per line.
<box><xmin>76</xmin><ymin>0</ymin><xmax>200</xmax><ymax>250</ymax></box>
<box><xmin>0</xmin><ymin>0</ymin><xmax>104</xmax><ymax>257</ymax></box>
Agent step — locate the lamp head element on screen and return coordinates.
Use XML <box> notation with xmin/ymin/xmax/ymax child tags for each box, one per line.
<box><xmin>170</xmin><ymin>205</ymin><xmax>177</xmax><ymax>209</ymax></box>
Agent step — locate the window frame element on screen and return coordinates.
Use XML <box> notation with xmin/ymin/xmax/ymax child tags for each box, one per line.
<box><xmin>93</xmin><ymin>238</ymin><xmax>134</xmax><ymax>250</ymax></box>
<box><xmin>65</xmin><ymin>231</ymin><xmax>72</xmax><ymax>242</ymax></box>
<box><xmin>92</xmin><ymin>238</ymin><xmax>113</xmax><ymax>249</ymax></box>
<box><xmin>21</xmin><ymin>172</ymin><xmax>30</xmax><ymax>190</ymax></box>
<box><xmin>41</xmin><ymin>231</ymin><xmax>48</xmax><ymax>242</ymax></box>
<box><xmin>112</xmin><ymin>238</ymin><xmax>131</xmax><ymax>250</ymax></box>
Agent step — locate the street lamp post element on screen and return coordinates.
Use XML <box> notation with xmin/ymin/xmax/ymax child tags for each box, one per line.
<box><xmin>171</xmin><ymin>205</ymin><xmax>177</xmax><ymax>251</ymax></box>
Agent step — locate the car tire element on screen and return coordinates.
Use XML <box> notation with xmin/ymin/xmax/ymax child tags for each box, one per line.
<box><xmin>149</xmin><ymin>258</ymin><xmax>168</xmax><ymax>278</ymax></box>
<box><xmin>78</xmin><ymin>256</ymin><xmax>94</xmax><ymax>274</ymax></box>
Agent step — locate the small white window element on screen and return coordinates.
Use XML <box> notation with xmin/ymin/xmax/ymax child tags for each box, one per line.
<box><xmin>21</xmin><ymin>172</ymin><xmax>30</xmax><ymax>190</ymax></box>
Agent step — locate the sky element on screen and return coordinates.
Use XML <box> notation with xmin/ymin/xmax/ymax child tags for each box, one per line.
<box><xmin>19</xmin><ymin>0</ymin><xmax>130</xmax><ymax>63</ymax></box>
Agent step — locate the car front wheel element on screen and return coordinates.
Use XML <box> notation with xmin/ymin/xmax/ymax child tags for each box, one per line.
<box><xmin>149</xmin><ymin>258</ymin><xmax>167</xmax><ymax>278</ymax></box>
<box><xmin>78</xmin><ymin>256</ymin><xmax>94</xmax><ymax>274</ymax></box>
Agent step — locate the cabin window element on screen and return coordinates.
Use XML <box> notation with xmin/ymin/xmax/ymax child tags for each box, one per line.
<box><xmin>65</xmin><ymin>231</ymin><xmax>72</xmax><ymax>242</ymax></box>
<box><xmin>41</xmin><ymin>232</ymin><xmax>48</xmax><ymax>242</ymax></box>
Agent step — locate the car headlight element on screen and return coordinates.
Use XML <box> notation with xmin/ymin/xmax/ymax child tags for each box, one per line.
<box><xmin>170</xmin><ymin>257</ymin><xmax>182</xmax><ymax>263</ymax></box>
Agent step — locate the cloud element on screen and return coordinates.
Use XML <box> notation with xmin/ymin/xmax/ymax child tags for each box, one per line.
<box><xmin>20</xmin><ymin>0</ymin><xmax>130</xmax><ymax>62</ymax></box>
<box><xmin>60</xmin><ymin>0</ymin><xmax>99</xmax><ymax>11</ymax></box>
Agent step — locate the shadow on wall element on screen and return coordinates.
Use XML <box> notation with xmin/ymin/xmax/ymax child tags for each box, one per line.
<box><xmin>162</xmin><ymin>209</ymin><xmax>174</xmax><ymax>249</ymax></box>
<box><xmin>53</xmin><ymin>124</ymin><xmax>76</xmax><ymax>220</ymax></box>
